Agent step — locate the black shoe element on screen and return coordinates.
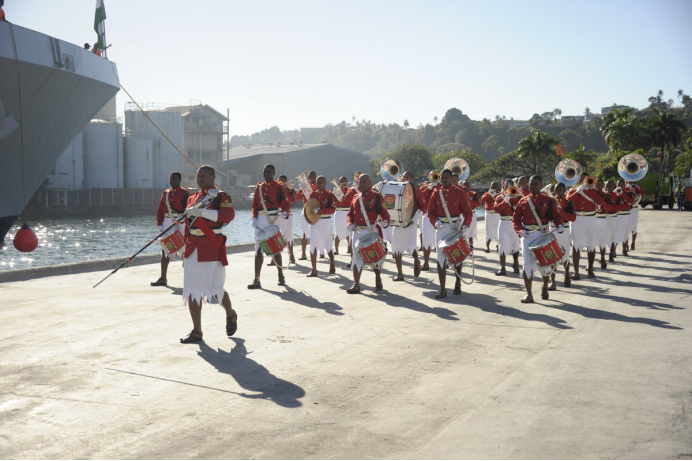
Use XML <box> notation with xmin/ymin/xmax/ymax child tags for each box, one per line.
<box><xmin>278</xmin><ymin>275</ymin><xmax>285</xmax><ymax>286</ymax></box>
<box><xmin>453</xmin><ymin>284</ymin><xmax>461</xmax><ymax>295</ymax></box>
<box><xmin>247</xmin><ymin>280</ymin><xmax>262</xmax><ymax>289</ymax></box>
<box><xmin>180</xmin><ymin>330</ymin><xmax>203</xmax><ymax>344</ymax></box>
<box><xmin>226</xmin><ymin>312</ymin><xmax>238</xmax><ymax>337</ymax></box>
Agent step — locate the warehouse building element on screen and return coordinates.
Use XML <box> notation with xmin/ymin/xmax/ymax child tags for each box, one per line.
<box><xmin>220</xmin><ymin>143</ymin><xmax>370</xmax><ymax>186</ymax></box>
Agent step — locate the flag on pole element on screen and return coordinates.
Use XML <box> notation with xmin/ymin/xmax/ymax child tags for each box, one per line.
<box><xmin>556</xmin><ymin>143</ymin><xmax>565</xmax><ymax>157</ymax></box>
<box><xmin>94</xmin><ymin>0</ymin><xmax>107</xmax><ymax>49</ymax></box>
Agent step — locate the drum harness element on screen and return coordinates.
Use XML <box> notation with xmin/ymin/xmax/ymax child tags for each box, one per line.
<box><xmin>526</xmin><ymin>196</ymin><xmax>559</xmax><ymax>276</ymax></box>
<box><xmin>438</xmin><ymin>189</ymin><xmax>475</xmax><ymax>285</ymax></box>
<box><xmin>358</xmin><ymin>193</ymin><xmax>386</xmax><ymax>270</ymax></box>
<box><xmin>258</xmin><ymin>183</ymin><xmax>291</xmax><ymax>270</ymax></box>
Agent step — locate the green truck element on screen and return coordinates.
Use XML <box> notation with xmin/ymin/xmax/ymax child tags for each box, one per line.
<box><xmin>637</xmin><ymin>171</ymin><xmax>677</xmax><ymax>209</ymax></box>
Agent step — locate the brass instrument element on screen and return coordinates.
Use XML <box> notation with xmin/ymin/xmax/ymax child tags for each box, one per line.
<box><xmin>555</xmin><ymin>159</ymin><xmax>582</xmax><ymax>187</ymax></box>
<box><xmin>279</xmin><ymin>179</ymin><xmax>296</xmax><ymax>188</ymax></box>
<box><xmin>331</xmin><ymin>178</ymin><xmax>345</xmax><ymax>200</ymax></box>
<box><xmin>381</xmin><ymin>157</ymin><xmax>404</xmax><ymax>182</ymax></box>
<box><xmin>583</xmin><ymin>175</ymin><xmax>596</xmax><ymax>187</ymax></box>
<box><xmin>296</xmin><ymin>172</ymin><xmax>313</xmax><ymax>199</ymax></box>
<box><xmin>429</xmin><ymin>170</ymin><xmax>441</xmax><ymax>183</ymax></box>
<box><xmin>541</xmin><ymin>184</ymin><xmax>554</xmax><ymax>198</ymax></box>
<box><xmin>505</xmin><ymin>186</ymin><xmax>519</xmax><ymax>197</ymax></box>
<box><xmin>615</xmin><ymin>186</ymin><xmax>623</xmax><ymax>194</ymax></box>
<box><xmin>443</xmin><ymin>158</ymin><xmax>470</xmax><ymax>182</ymax></box>
<box><xmin>618</xmin><ymin>153</ymin><xmax>648</xmax><ymax>182</ymax></box>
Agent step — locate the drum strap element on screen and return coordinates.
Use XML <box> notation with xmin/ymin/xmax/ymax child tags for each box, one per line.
<box><xmin>526</xmin><ymin>197</ymin><xmax>547</xmax><ymax>235</ymax></box>
<box><xmin>165</xmin><ymin>190</ymin><xmax>180</xmax><ymax>221</ymax></box>
<box><xmin>438</xmin><ymin>189</ymin><xmax>457</xmax><ymax>230</ymax></box>
<box><xmin>358</xmin><ymin>193</ymin><xmax>374</xmax><ymax>232</ymax></box>
<box><xmin>259</xmin><ymin>183</ymin><xmax>278</xmax><ymax>225</ymax></box>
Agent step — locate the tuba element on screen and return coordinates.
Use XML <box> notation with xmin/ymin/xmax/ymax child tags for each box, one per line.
<box><xmin>381</xmin><ymin>157</ymin><xmax>404</xmax><ymax>182</ymax></box>
<box><xmin>555</xmin><ymin>159</ymin><xmax>582</xmax><ymax>187</ymax></box>
<box><xmin>429</xmin><ymin>170</ymin><xmax>441</xmax><ymax>183</ymax></box>
<box><xmin>444</xmin><ymin>158</ymin><xmax>470</xmax><ymax>182</ymax></box>
<box><xmin>618</xmin><ymin>153</ymin><xmax>648</xmax><ymax>182</ymax></box>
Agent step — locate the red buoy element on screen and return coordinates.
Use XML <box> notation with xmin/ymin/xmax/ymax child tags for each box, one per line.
<box><xmin>13</xmin><ymin>223</ymin><xmax>38</xmax><ymax>253</ymax></box>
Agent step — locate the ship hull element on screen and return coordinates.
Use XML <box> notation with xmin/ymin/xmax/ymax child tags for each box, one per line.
<box><xmin>0</xmin><ymin>22</ymin><xmax>119</xmax><ymax>244</ymax></box>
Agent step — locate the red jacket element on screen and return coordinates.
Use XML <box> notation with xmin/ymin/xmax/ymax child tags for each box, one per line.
<box><xmin>513</xmin><ymin>192</ymin><xmax>563</xmax><ymax>234</ymax></box>
<box><xmin>480</xmin><ymin>191</ymin><xmax>497</xmax><ymax>212</ymax></box>
<box><xmin>296</xmin><ymin>183</ymin><xmax>317</xmax><ymax>203</ymax></box>
<box><xmin>520</xmin><ymin>186</ymin><xmax>530</xmax><ymax>198</ymax></box>
<box><xmin>494</xmin><ymin>194</ymin><xmax>520</xmax><ymax>217</ymax></box>
<box><xmin>252</xmin><ymin>180</ymin><xmax>290</xmax><ymax>219</ymax></box>
<box><xmin>347</xmin><ymin>189</ymin><xmax>390</xmax><ymax>227</ymax></box>
<box><xmin>566</xmin><ymin>187</ymin><xmax>605</xmax><ymax>212</ymax></box>
<box><xmin>417</xmin><ymin>185</ymin><xmax>437</xmax><ymax>211</ymax></box>
<box><xmin>183</xmin><ymin>190</ymin><xmax>235</xmax><ymax>265</ymax></box>
<box><xmin>555</xmin><ymin>197</ymin><xmax>577</xmax><ymax>222</ymax></box>
<box><xmin>594</xmin><ymin>190</ymin><xmax>614</xmax><ymax>214</ymax></box>
<box><xmin>608</xmin><ymin>191</ymin><xmax>623</xmax><ymax>214</ymax></box>
<box><xmin>309</xmin><ymin>189</ymin><xmax>337</xmax><ymax>216</ymax></box>
<box><xmin>335</xmin><ymin>186</ymin><xmax>353</xmax><ymax>209</ymax></box>
<box><xmin>156</xmin><ymin>187</ymin><xmax>190</xmax><ymax>226</ymax></box>
<box><xmin>426</xmin><ymin>185</ymin><xmax>473</xmax><ymax>228</ymax></box>
<box><xmin>463</xmin><ymin>188</ymin><xmax>482</xmax><ymax>209</ymax></box>
<box><xmin>617</xmin><ymin>189</ymin><xmax>635</xmax><ymax>211</ymax></box>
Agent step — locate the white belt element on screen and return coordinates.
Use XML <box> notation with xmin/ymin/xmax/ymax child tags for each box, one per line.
<box><xmin>336</xmin><ymin>207</ymin><xmax>349</xmax><ymax>211</ymax></box>
<box><xmin>619</xmin><ymin>211</ymin><xmax>630</xmax><ymax>216</ymax></box>
<box><xmin>576</xmin><ymin>211</ymin><xmax>595</xmax><ymax>216</ymax></box>
<box><xmin>486</xmin><ymin>209</ymin><xmax>496</xmax><ymax>214</ymax></box>
<box><xmin>260</xmin><ymin>210</ymin><xmax>279</xmax><ymax>216</ymax></box>
<box><xmin>320</xmin><ymin>215</ymin><xmax>332</xmax><ymax>220</ymax></box>
<box><xmin>355</xmin><ymin>225</ymin><xmax>371</xmax><ymax>230</ymax></box>
<box><xmin>189</xmin><ymin>228</ymin><xmax>222</xmax><ymax>236</ymax></box>
<box><xmin>438</xmin><ymin>216</ymin><xmax>458</xmax><ymax>223</ymax></box>
<box><xmin>500</xmin><ymin>216</ymin><xmax>512</xmax><ymax>221</ymax></box>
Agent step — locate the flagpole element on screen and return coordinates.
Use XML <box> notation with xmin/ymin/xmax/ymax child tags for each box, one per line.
<box><xmin>102</xmin><ymin>10</ymin><xmax>107</xmax><ymax>59</ymax></box>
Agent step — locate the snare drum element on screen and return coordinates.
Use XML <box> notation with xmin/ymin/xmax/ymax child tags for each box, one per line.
<box><xmin>528</xmin><ymin>232</ymin><xmax>563</xmax><ymax>271</ymax></box>
<box><xmin>439</xmin><ymin>230</ymin><xmax>472</xmax><ymax>265</ymax></box>
<box><xmin>160</xmin><ymin>229</ymin><xmax>185</xmax><ymax>257</ymax></box>
<box><xmin>355</xmin><ymin>232</ymin><xmax>387</xmax><ymax>266</ymax></box>
<box><xmin>378</xmin><ymin>181</ymin><xmax>416</xmax><ymax>227</ymax></box>
<box><xmin>257</xmin><ymin>225</ymin><xmax>287</xmax><ymax>256</ymax></box>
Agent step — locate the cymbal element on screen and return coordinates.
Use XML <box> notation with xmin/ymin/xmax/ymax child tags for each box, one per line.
<box><xmin>303</xmin><ymin>198</ymin><xmax>320</xmax><ymax>225</ymax></box>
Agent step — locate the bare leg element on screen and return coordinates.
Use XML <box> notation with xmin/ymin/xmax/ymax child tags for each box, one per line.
<box><xmin>512</xmin><ymin>251</ymin><xmax>520</xmax><ymax>273</ymax></box>
<box><xmin>188</xmin><ymin>297</ymin><xmax>203</xmax><ymax>333</ymax></box>
<box><xmin>374</xmin><ymin>268</ymin><xmax>383</xmax><ymax>290</ymax></box>
<box><xmin>308</xmin><ymin>248</ymin><xmax>318</xmax><ymax>276</ymax></box>
<box><xmin>522</xmin><ymin>272</ymin><xmax>534</xmax><ymax>302</ymax></box>
<box><xmin>347</xmin><ymin>236</ymin><xmax>352</xmax><ymax>254</ymax></box>
<box><xmin>393</xmin><ymin>253</ymin><xmax>403</xmax><ymax>280</ymax></box>
<box><xmin>301</xmin><ymin>237</ymin><xmax>308</xmax><ymax>259</ymax></box>
<box><xmin>631</xmin><ymin>232</ymin><xmax>637</xmax><ymax>250</ymax></box>
<box><xmin>497</xmin><ymin>253</ymin><xmax>507</xmax><ymax>275</ymax></box>
<box><xmin>622</xmin><ymin>240</ymin><xmax>629</xmax><ymax>256</ymax></box>
<box><xmin>254</xmin><ymin>250</ymin><xmax>263</xmax><ymax>282</ymax></box>
<box><xmin>334</xmin><ymin>236</ymin><xmax>340</xmax><ymax>254</ymax></box>
<box><xmin>275</xmin><ymin>253</ymin><xmax>284</xmax><ymax>282</ymax></box>
<box><xmin>563</xmin><ymin>261</ymin><xmax>571</xmax><ymax>287</ymax></box>
<box><xmin>572</xmin><ymin>248</ymin><xmax>581</xmax><ymax>278</ymax></box>
<box><xmin>587</xmin><ymin>250</ymin><xmax>596</xmax><ymax>277</ymax></box>
<box><xmin>610</xmin><ymin>243</ymin><xmax>616</xmax><ymax>261</ymax></box>
<box><xmin>486</xmin><ymin>239</ymin><xmax>491</xmax><ymax>252</ymax></box>
<box><xmin>436</xmin><ymin>262</ymin><xmax>447</xmax><ymax>297</ymax></box>
<box><xmin>423</xmin><ymin>248</ymin><xmax>431</xmax><ymax>269</ymax></box>
<box><xmin>549</xmin><ymin>269</ymin><xmax>557</xmax><ymax>290</ymax></box>
<box><xmin>328</xmin><ymin>251</ymin><xmax>335</xmax><ymax>274</ymax></box>
<box><xmin>160</xmin><ymin>250</ymin><xmax>170</xmax><ymax>281</ymax></box>
<box><xmin>412</xmin><ymin>249</ymin><xmax>421</xmax><ymax>276</ymax></box>
<box><xmin>220</xmin><ymin>292</ymin><xmax>235</xmax><ymax>317</ymax></box>
<box><xmin>287</xmin><ymin>243</ymin><xmax>295</xmax><ymax>263</ymax></box>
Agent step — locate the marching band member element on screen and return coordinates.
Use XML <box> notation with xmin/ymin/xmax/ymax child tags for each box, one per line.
<box><xmin>494</xmin><ymin>180</ymin><xmax>521</xmax><ymax>276</ymax></box>
<box><xmin>427</xmin><ymin>169</ymin><xmax>474</xmax><ymax>299</ymax></box>
<box><xmin>334</xmin><ymin>177</ymin><xmax>354</xmax><ymax>255</ymax></box>
<box><xmin>418</xmin><ymin>175</ymin><xmax>438</xmax><ymax>271</ymax></box>
<box><xmin>566</xmin><ymin>174</ymin><xmax>604</xmax><ymax>279</ymax></box>
<box><xmin>615</xmin><ymin>179</ymin><xmax>635</xmax><ymax>256</ymax></box>
<box><xmin>594</xmin><ymin>178</ymin><xmax>614</xmax><ymax>269</ymax></box>
<box><xmin>627</xmin><ymin>181</ymin><xmax>646</xmax><ymax>251</ymax></box>
<box><xmin>513</xmin><ymin>175</ymin><xmax>564</xmax><ymax>303</ymax></box>
<box><xmin>346</xmin><ymin>175</ymin><xmax>361</xmax><ymax>270</ymax></box>
<box><xmin>279</xmin><ymin>174</ymin><xmax>297</xmax><ymax>264</ymax></box>
<box><xmin>346</xmin><ymin>174</ymin><xmax>390</xmax><ymax>294</ymax></box>
<box><xmin>517</xmin><ymin>176</ymin><xmax>529</xmax><ymax>197</ymax></box>
<box><xmin>180</xmin><ymin>166</ymin><xmax>237</xmax><ymax>343</ymax></box>
<box><xmin>461</xmin><ymin>181</ymin><xmax>481</xmax><ymax>248</ymax></box>
<box><xmin>480</xmin><ymin>182</ymin><xmax>501</xmax><ymax>254</ymax></box>
<box><xmin>151</xmin><ymin>172</ymin><xmax>189</xmax><ymax>287</ymax></box>
<box><xmin>605</xmin><ymin>181</ymin><xmax>620</xmax><ymax>263</ymax></box>
<box><xmin>307</xmin><ymin>176</ymin><xmax>338</xmax><ymax>277</ymax></box>
<box><xmin>548</xmin><ymin>182</ymin><xmax>576</xmax><ymax>290</ymax></box>
<box><xmin>296</xmin><ymin>170</ymin><xmax>317</xmax><ymax>260</ymax></box>
<box><xmin>391</xmin><ymin>171</ymin><xmax>424</xmax><ymax>281</ymax></box>
<box><xmin>248</xmin><ymin>165</ymin><xmax>290</xmax><ymax>290</ymax></box>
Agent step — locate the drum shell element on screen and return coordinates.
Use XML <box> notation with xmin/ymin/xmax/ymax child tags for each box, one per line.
<box><xmin>440</xmin><ymin>231</ymin><xmax>471</xmax><ymax>264</ymax></box>
<box><xmin>529</xmin><ymin>233</ymin><xmax>563</xmax><ymax>267</ymax></box>
<box><xmin>356</xmin><ymin>233</ymin><xmax>387</xmax><ymax>264</ymax></box>
<box><xmin>258</xmin><ymin>226</ymin><xmax>287</xmax><ymax>256</ymax></box>
<box><xmin>161</xmin><ymin>230</ymin><xmax>185</xmax><ymax>257</ymax></box>
<box><xmin>379</xmin><ymin>181</ymin><xmax>415</xmax><ymax>227</ymax></box>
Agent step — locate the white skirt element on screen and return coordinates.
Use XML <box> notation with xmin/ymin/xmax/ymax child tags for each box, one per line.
<box><xmin>334</xmin><ymin>210</ymin><xmax>349</xmax><ymax>240</ymax></box>
<box><xmin>391</xmin><ymin>223</ymin><xmax>418</xmax><ymax>256</ymax></box>
<box><xmin>468</xmin><ymin>213</ymin><xmax>478</xmax><ymax>239</ymax></box>
<box><xmin>435</xmin><ymin>222</ymin><xmax>460</xmax><ymax>268</ymax></box>
<box><xmin>595</xmin><ymin>217</ymin><xmax>608</xmax><ymax>250</ymax></box>
<box><xmin>616</xmin><ymin>213</ymin><xmax>630</xmax><ymax>244</ymax></box>
<box><xmin>421</xmin><ymin>213</ymin><xmax>437</xmax><ymax>250</ymax></box>
<box><xmin>571</xmin><ymin>215</ymin><xmax>597</xmax><ymax>252</ymax></box>
<box><xmin>629</xmin><ymin>206</ymin><xmax>640</xmax><ymax>234</ymax></box>
<box><xmin>606</xmin><ymin>216</ymin><xmax>618</xmax><ymax>248</ymax></box>
<box><xmin>301</xmin><ymin>212</ymin><xmax>310</xmax><ymax>239</ymax></box>
<box><xmin>550</xmin><ymin>224</ymin><xmax>571</xmax><ymax>264</ymax></box>
<box><xmin>498</xmin><ymin>219</ymin><xmax>520</xmax><ymax>257</ymax></box>
<box><xmin>183</xmin><ymin>249</ymin><xmax>226</xmax><ymax>306</ymax></box>
<box><xmin>522</xmin><ymin>230</ymin><xmax>544</xmax><ymax>278</ymax></box>
<box><xmin>309</xmin><ymin>218</ymin><xmax>334</xmax><ymax>254</ymax></box>
<box><xmin>485</xmin><ymin>212</ymin><xmax>500</xmax><ymax>243</ymax></box>
<box><xmin>381</xmin><ymin>224</ymin><xmax>393</xmax><ymax>243</ymax></box>
<box><xmin>285</xmin><ymin>213</ymin><xmax>294</xmax><ymax>246</ymax></box>
<box><xmin>254</xmin><ymin>214</ymin><xmax>285</xmax><ymax>253</ymax></box>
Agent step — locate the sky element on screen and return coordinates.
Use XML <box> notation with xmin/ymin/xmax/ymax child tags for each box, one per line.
<box><xmin>8</xmin><ymin>0</ymin><xmax>692</xmax><ymax>137</ymax></box>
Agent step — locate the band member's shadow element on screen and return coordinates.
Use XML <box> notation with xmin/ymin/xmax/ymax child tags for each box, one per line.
<box><xmin>165</xmin><ymin>285</ymin><xmax>183</xmax><ymax>296</ymax></box>
<box><xmin>460</xmin><ymin>293</ymin><xmax>572</xmax><ymax>330</ymax></box>
<box><xmin>362</xmin><ymin>292</ymin><xmax>459</xmax><ymax>321</ymax></box>
<box><xmin>548</xmin><ymin>298</ymin><xmax>683</xmax><ymax>329</ymax></box>
<box><xmin>572</xmin><ymin>283</ymin><xmax>685</xmax><ymax>312</ymax></box>
<box><xmin>196</xmin><ymin>339</ymin><xmax>305</xmax><ymax>408</ymax></box>
<box><xmin>586</xmin><ymin>274</ymin><xmax>692</xmax><ymax>298</ymax></box>
<box><xmin>629</xmin><ymin>254</ymin><xmax>692</xmax><ymax>265</ymax></box>
<box><xmin>274</xmin><ymin>285</ymin><xmax>345</xmax><ymax>316</ymax></box>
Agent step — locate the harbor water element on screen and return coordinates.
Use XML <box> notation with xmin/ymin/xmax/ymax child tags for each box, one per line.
<box><xmin>1</xmin><ymin>208</ymin><xmax>484</xmax><ymax>271</ymax></box>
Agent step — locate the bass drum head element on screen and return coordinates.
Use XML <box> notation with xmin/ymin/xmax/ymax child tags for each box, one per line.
<box><xmin>257</xmin><ymin>224</ymin><xmax>280</xmax><ymax>241</ymax></box>
<box><xmin>379</xmin><ymin>181</ymin><xmax>415</xmax><ymax>227</ymax></box>
<box><xmin>355</xmin><ymin>232</ymin><xmax>380</xmax><ymax>250</ymax></box>
<box><xmin>528</xmin><ymin>232</ymin><xmax>555</xmax><ymax>250</ymax></box>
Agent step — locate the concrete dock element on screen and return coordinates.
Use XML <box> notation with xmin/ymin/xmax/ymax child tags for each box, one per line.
<box><xmin>1</xmin><ymin>210</ymin><xmax>691</xmax><ymax>459</ymax></box>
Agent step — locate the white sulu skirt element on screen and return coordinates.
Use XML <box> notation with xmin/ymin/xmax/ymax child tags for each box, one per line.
<box><xmin>468</xmin><ymin>213</ymin><xmax>478</xmax><ymax>239</ymax></box>
<box><xmin>606</xmin><ymin>215</ymin><xmax>618</xmax><ymax>248</ymax></box>
<box><xmin>550</xmin><ymin>224</ymin><xmax>571</xmax><ymax>264</ymax></box>
<box><xmin>616</xmin><ymin>213</ymin><xmax>630</xmax><ymax>244</ymax></box>
<box><xmin>498</xmin><ymin>219</ymin><xmax>521</xmax><ymax>257</ymax></box>
<box><xmin>309</xmin><ymin>218</ymin><xmax>334</xmax><ymax>254</ymax></box>
<box><xmin>183</xmin><ymin>249</ymin><xmax>226</xmax><ymax>306</ymax></box>
<box><xmin>485</xmin><ymin>211</ymin><xmax>500</xmax><ymax>243</ymax></box>
<box><xmin>381</xmin><ymin>224</ymin><xmax>393</xmax><ymax>243</ymax></box>
<box><xmin>629</xmin><ymin>206</ymin><xmax>640</xmax><ymax>235</ymax></box>
<box><xmin>521</xmin><ymin>230</ymin><xmax>544</xmax><ymax>278</ymax></box>
<box><xmin>391</xmin><ymin>222</ymin><xmax>419</xmax><ymax>256</ymax></box>
<box><xmin>595</xmin><ymin>216</ymin><xmax>608</xmax><ymax>250</ymax></box>
<box><xmin>301</xmin><ymin>212</ymin><xmax>310</xmax><ymax>239</ymax></box>
<box><xmin>334</xmin><ymin>210</ymin><xmax>349</xmax><ymax>240</ymax></box>
<box><xmin>421</xmin><ymin>213</ymin><xmax>437</xmax><ymax>250</ymax></box>
<box><xmin>571</xmin><ymin>215</ymin><xmax>597</xmax><ymax>252</ymax></box>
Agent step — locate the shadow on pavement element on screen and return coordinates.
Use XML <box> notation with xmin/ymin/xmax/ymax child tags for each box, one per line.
<box><xmin>196</xmin><ymin>339</ymin><xmax>305</xmax><ymax>408</ymax></box>
<box><xmin>461</xmin><ymin>292</ymin><xmax>572</xmax><ymax>330</ymax></box>
<box><xmin>272</xmin><ymin>285</ymin><xmax>344</xmax><ymax>316</ymax></box>
<box><xmin>549</xmin><ymin>299</ymin><xmax>683</xmax><ymax>330</ymax></box>
<box><xmin>363</xmin><ymin>291</ymin><xmax>459</xmax><ymax>321</ymax></box>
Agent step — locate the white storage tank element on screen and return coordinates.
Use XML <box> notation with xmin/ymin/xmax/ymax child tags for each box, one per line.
<box><xmin>47</xmin><ymin>131</ymin><xmax>84</xmax><ymax>190</ymax></box>
<box><xmin>125</xmin><ymin>109</ymin><xmax>182</xmax><ymax>189</ymax></box>
<box><xmin>83</xmin><ymin>120</ymin><xmax>124</xmax><ymax>189</ymax></box>
<box><xmin>124</xmin><ymin>137</ymin><xmax>154</xmax><ymax>188</ymax></box>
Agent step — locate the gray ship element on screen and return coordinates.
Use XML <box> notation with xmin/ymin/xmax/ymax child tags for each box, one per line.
<box><xmin>0</xmin><ymin>21</ymin><xmax>119</xmax><ymax>245</ymax></box>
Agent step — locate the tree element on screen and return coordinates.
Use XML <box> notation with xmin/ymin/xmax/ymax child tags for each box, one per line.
<box><xmin>558</xmin><ymin>129</ymin><xmax>583</xmax><ymax>151</ymax></box>
<box><xmin>423</xmin><ymin>124</ymin><xmax>436</xmax><ymax>146</ymax></box>
<box><xmin>648</xmin><ymin>108</ymin><xmax>687</xmax><ymax>179</ymax></box>
<box><xmin>516</xmin><ymin>129</ymin><xmax>559</xmax><ymax>176</ymax></box>
<box><xmin>584</xmin><ymin>107</ymin><xmax>591</xmax><ymax>118</ymax></box>
<box><xmin>441</xmin><ymin>108</ymin><xmax>470</xmax><ymax>126</ymax></box>
<box><xmin>386</xmin><ymin>144</ymin><xmax>434</xmax><ymax>177</ymax></box>
<box><xmin>600</xmin><ymin>108</ymin><xmax>649</xmax><ymax>152</ymax></box>
<box><xmin>564</xmin><ymin>144</ymin><xmax>598</xmax><ymax>174</ymax></box>
<box><xmin>647</xmin><ymin>89</ymin><xmax>674</xmax><ymax>112</ymax></box>
<box><xmin>434</xmin><ymin>116</ymin><xmax>438</xmax><ymax>125</ymax></box>
<box><xmin>403</xmin><ymin>119</ymin><xmax>409</xmax><ymax>129</ymax></box>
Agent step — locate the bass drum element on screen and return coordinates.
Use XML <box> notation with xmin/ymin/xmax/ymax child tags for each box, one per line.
<box><xmin>378</xmin><ymin>180</ymin><xmax>415</xmax><ymax>227</ymax></box>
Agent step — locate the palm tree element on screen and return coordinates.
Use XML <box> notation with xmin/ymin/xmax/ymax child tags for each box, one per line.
<box><xmin>403</xmin><ymin>119</ymin><xmax>409</xmax><ymax>129</ymax></box>
<box><xmin>600</xmin><ymin>108</ymin><xmax>648</xmax><ymax>152</ymax></box>
<box><xmin>584</xmin><ymin>107</ymin><xmax>592</xmax><ymax>118</ymax></box>
<box><xmin>517</xmin><ymin>129</ymin><xmax>558</xmax><ymax>175</ymax></box>
<box><xmin>433</xmin><ymin>116</ymin><xmax>438</xmax><ymax>125</ymax></box>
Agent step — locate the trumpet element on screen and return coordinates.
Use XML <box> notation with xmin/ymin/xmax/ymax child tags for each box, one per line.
<box><xmin>505</xmin><ymin>186</ymin><xmax>519</xmax><ymax>197</ymax></box>
<box><xmin>618</xmin><ymin>153</ymin><xmax>648</xmax><ymax>182</ymax></box>
<box><xmin>381</xmin><ymin>157</ymin><xmax>404</xmax><ymax>182</ymax></box>
<box><xmin>429</xmin><ymin>170</ymin><xmax>441</xmax><ymax>183</ymax></box>
<box><xmin>444</xmin><ymin>158</ymin><xmax>470</xmax><ymax>182</ymax></box>
<box><xmin>583</xmin><ymin>175</ymin><xmax>596</xmax><ymax>187</ymax></box>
